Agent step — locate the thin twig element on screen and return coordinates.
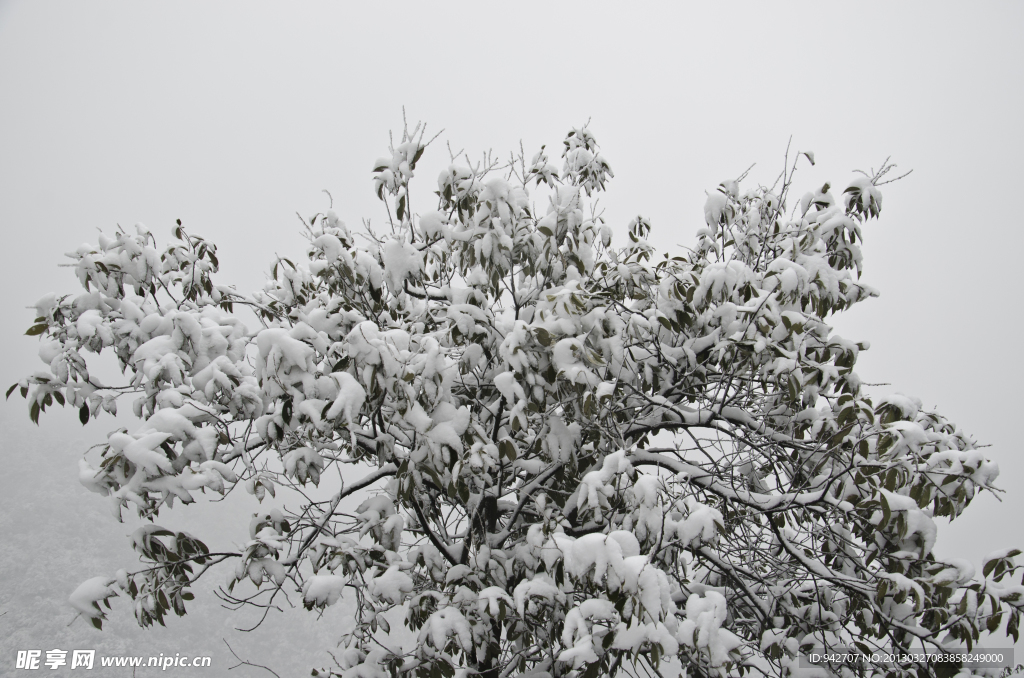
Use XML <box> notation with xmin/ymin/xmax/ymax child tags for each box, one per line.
<box><xmin>876</xmin><ymin>168</ymin><xmax>913</xmax><ymax>186</ymax></box>
<box><xmin>224</xmin><ymin>639</ymin><xmax>282</xmax><ymax>678</ymax></box>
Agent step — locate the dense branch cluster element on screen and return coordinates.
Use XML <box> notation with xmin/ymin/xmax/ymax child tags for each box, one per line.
<box><xmin>15</xmin><ymin>122</ymin><xmax>1022</xmax><ymax>678</ymax></box>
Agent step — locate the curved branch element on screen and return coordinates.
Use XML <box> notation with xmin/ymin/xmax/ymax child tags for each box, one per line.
<box><xmin>411</xmin><ymin>495</ymin><xmax>458</xmax><ymax>566</ymax></box>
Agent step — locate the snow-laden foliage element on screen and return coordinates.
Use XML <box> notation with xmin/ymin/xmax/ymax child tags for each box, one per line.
<box><xmin>14</xmin><ymin>122</ymin><xmax>1022</xmax><ymax>678</ymax></box>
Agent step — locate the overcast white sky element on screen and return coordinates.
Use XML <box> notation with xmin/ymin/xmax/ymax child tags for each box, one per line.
<box><xmin>1</xmin><ymin>1</ymin><xmax>1022</xmax><ymax>671</ymax></box>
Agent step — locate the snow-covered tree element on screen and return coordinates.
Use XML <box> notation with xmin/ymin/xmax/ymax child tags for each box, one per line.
<box><xmin>13</xmin><ymin>121</ymin><xmax>1022</xmax><ymax>678</ymax></box>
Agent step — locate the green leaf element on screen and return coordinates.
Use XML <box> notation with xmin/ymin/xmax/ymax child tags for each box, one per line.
<box><xmin>5</xmin><ymin>383</ymin><xmax>17</xmax><ymax>400</ymax></box>
<box><xmin>25</xmin><ymin>323</ymin><xmax>48</xmax><ymax>336</ymax></box>
<box><xmin>787</xmin><ymin>375</ymin><xmax>799</xmax><ymax>403</ymax></box>
<box><xmin>880</xmin><ymin>493</ymin><xmax>891</xmax><ymax>529</ymax></box>
<box><xmin>933</xmin><ymin>659</ymin><xmax>962</xmax><ymax>678</ymax></box>
<box><xmin>80</xmin><ymin>404</ymin><xmax>89</xmax><ymax>425</ymax></box>
<box><xmin>499</xmin><ymin>439</ymin><xmax>517</xmax><ymax>462</ymax></box>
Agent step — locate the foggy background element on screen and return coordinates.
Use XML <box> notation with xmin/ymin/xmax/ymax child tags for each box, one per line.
<box><xmin>1</xmin><ymin>2</ymin><xmax>1022</xmax><ymax>673</ymax></box>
